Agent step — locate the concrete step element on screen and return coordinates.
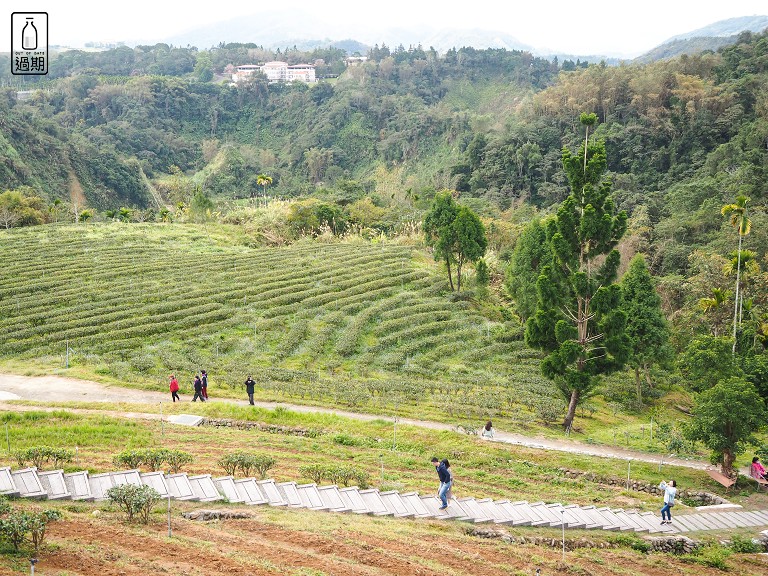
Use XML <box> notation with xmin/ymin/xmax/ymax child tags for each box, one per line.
<box><xmin>63</xmin><ymin>471</ymin><xmax>93</xmax><ymax>501</ymax></box>
<box><xmin>559</xmin><ymin>505</ymin><xmax>587</xmax><ymax>529</ymax></box>
<box><xmin>213</xmin><ymin>476</ymin><xmax>245</xmax><ymax>503</ymax></box>
<box><xmin>359</xmin><ymin>489</ymin><xmax>392</xmax><ymax>516</ymax></box>
<box><xmin>256</xmin><ymin>480</ymin><xmax>288</xmax><ymax>506</ymax></box>
<box><xmin>565</xmin><ymin>506</ymin><xmax>609</xmax><ymax>530</ymax></box>
<box><xmin>474</xmin><ymin>499</ymin><xmax>516</xmax><ymax>525</ymax></box>
<box><xmin>88</xmin><ymin>472</ymin><xmax>115</xmax><ymax>501</ymax></box>
<box><xmin>275</xmin><ymin>481</ymin><xmax>303</xmax><ymax>507</ymax></box>
<box><xmin>338</xmin><ymin>487</ymin><xmax>371</xmax><ymax>514</ymax></box>
<box><xmin>418</xmin><ymin>494</ymin><xmax>452</xmax><ymax>519</ymax></box>
<box><xmin>495</xmin><ymin>501</ymin><xmax>533</xmax><ymax>527</ymax></box>
<box><xmin>111</xmin><ymin>470</ymin><xmax>143</xmax><ymax>488</ymax></box>
<box><xmin>594</xmin><ymin>508</ymin><xmax>635</xmax><ymax>532</ymax></box>
<box><xmin>166</xmin><ymin>473</ymin><xmax>198</xmax><ymax>501</ymax></box>
<box><xmin>456</xmin><ymin>498</ymin><xmax>494</xmax><ymax>523</ymax></box>
<box><xmin>140</xmin><ymin>472</ymin><xmax>169</xmax><ymax>498</ymax></box>
<box><xmin>37</xmin><ymin>470</ymin><xmax>71</xmax><ymax>500</ymax></box>
<box><xmin>399</xmin><ymin>492</ymin><xmax>435</xmax><ymax>518</ymax></box>
<box><xmin>610</xmin><ymin>509</ymin><xmax>651</xmax><ymax>533</ymax></box>
<box><xmin>379</xmin><ymin>491</ymin><xmax>414</xmax><ymax>518</ymax></box>
<box><xmin>188</xmin><ymin>474</ymin><xmax>223</xmax><ymax>502</ymax></box>
<box><xmin>317</xmin><ymin>485</ymin><xmax>352</xmax><ymax>513</ymax></box>
<box><xmin>234</xmin><ymin>478</ymin><xmax>268</xmax><ymax>505</ymax></box>
<box><xmin>528</xmin><ymin>502</ymin><xmax>565</xmax><ymax>527</ymax></box>
<box><xmin>12</xmin><ymin>467</ymin><xmax>48</xmax><ymax>499</ymax></box>
<box><xmin>0</xmin><ymin>467</ymin><xmax>20</xmax><ymax>497</ymax></box>
<box><xmin>296</xmin><ymin>483</ymin><xmax>330</xmax><ymax>511</ymax></box>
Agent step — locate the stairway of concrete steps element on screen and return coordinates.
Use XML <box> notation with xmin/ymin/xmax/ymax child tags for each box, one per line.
<box><xmin>3</xmin><ymin>466</ymin><xmax>768</xmax><ymax>534</ymax></box>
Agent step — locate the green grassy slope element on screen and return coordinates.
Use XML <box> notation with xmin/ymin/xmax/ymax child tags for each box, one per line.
<box><xmin>0</xmin><ymin>223</ymin><xmax>554</xmax><ymax>419</ymax></box>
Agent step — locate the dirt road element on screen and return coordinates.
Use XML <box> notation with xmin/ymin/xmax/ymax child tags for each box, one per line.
<box><xmin>0</xmin><ymin>372</ymin><xmax>713</xmax><ymax>471</ymax></box>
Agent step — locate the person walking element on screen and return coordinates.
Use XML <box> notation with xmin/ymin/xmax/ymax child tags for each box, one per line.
<box><xmin>169</xmin><ymin>374</ymin><xmax>180</xmax><ymax>403</ymax></box>
<box><xmin>245</xmin><ymin>375</ymin><xmax>255</xmax><ymax>405</ymax></box>
<box><xmin>481</xmin><ymin>420</ymin><xmax>495</xmax><ymax>439</ymax></box>
<box><xmin>192</xmin><ymin>374</ymin><xmax>205</xmax><ymax>402</ymax></box>
<box><xmin>201</xmin><ymin>370</ymin><xmax>209</xmax><ymax>400</ymax></box>
<box><xmin>430</xmin><ymin>457</ymin><xmax>451</xmax><ymax>510</ymax></box>
<box><xmin>659</xmin><ymin>479</ymin><xmax>677</xmax><ymax>524</ymax></box>
<box><xmin>438</xmin><ymin>459</ymin><xmax>452</xmax><ymax>509</ymax></box>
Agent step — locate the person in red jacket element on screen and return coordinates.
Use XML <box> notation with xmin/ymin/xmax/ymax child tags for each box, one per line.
<box><xmin>169</xmin><ymin>375</ymin><xmax>180</xmax><ymax>402</ymax></box>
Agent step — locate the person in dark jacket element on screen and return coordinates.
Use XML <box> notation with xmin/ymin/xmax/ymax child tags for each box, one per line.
<box><xmin>431</xmin><ymin>457</ymin><xmax>451</xmax><ymax>510</ymax></box>
<box><xmin>201</xmin><ymin>370</ymin><xmax>209</xmax><ymax>399</ymax></box>
<box><xmin>192</xmin><ymin>374</ymin><xmax>205</xmax><ymax>402</ymax></box>
<box><xmin>245</xmin><ymin>375</ymin><xmax>255</xmax><ymax>405</ymax></box>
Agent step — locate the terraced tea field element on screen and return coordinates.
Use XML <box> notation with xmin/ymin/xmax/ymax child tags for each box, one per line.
<box><xmin>0</xmin><ymin>223</ymin><xmax>555</xmax><ymax>418</ymax></box>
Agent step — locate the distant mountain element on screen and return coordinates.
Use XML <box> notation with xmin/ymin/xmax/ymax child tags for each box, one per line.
<box><xmin>635</xmin><ymin>15</ymin><xmax>768</xmax><ymax>63</ymax></box>
<box><xmin>664</xmin><ymin>15</ymin><xmax>768</xmax><ymax>42</ymax></box>
<box><xmin>162</xmin><ymin>10</ymin><xmax>531</xmax><ymax>54</ymax></box>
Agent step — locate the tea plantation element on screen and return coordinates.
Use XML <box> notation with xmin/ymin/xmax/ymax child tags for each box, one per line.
<box><xmin>0</xmin><ymin>223</ymin><xmax>557</xmax><ymax>419</ymax></box>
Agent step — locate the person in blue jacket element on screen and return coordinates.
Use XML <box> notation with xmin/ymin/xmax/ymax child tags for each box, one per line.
<box><xmin>431</xmin><ymin>457</ymin><xmax>451</xmax><ymax>509</ymax></box>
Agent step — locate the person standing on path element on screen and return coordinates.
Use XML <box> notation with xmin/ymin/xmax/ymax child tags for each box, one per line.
<box><xmin>245</xmin><ymin>375</ymin><xmax>255</xmax><ymax>405</ymax></box>
<box><xmin>201</xmin><ymin>370</ymin><xmax>209</xmax><ymax>400</ymax></box>
<box><xmin>192</xmin><ymin>374</ymin><xmax>205</xmax><ymax>402</ymax></box>
<box><xmin>659</xmin><ymin>479</ymin><xmax>677</xmax><ymax>524</ymax></box>
<box><xmin>169</xmin><ymin>374</ymin><xmax>180</xmax><ymax>403</ymax></box>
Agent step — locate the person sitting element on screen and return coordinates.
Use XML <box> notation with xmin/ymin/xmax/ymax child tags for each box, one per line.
<box><xmin>481</xmin><ymin>420</ymin><xmax>495</xmax><ymax>439</ymax></box>
<box><xmin>751</xmin><ymin>456</ymin><xmax>767</xmax><ymax>480</ymax></box>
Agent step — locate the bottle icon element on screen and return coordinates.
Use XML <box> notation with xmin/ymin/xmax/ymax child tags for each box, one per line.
<box><xmin>22</xmin><ymin>18</ymin><xmax>37</xmax><ymax>50</ymax></box>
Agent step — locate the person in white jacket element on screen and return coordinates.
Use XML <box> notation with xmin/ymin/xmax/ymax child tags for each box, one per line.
<box><xmin>659</xmin><ymin>479</ymin><xmax>677</xmax><ymax>524</ymax></box>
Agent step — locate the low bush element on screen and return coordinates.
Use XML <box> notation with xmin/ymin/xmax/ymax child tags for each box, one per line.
<box><xmin>15</xmin><ymin>446</ymin><xmax>74</xmax><ymax>471</ymax></box>
<box><xmin>106</xmin><ymin>484</ymin><xmax>161</xmax><ymax>524</ymax></box>
<box><xmin>0</xmin><ymin>497</ymin><xmax>60</xmax><ymax>553</ymax></box>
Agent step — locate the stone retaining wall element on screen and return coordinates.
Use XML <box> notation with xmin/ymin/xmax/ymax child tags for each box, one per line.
<box><xmin>201</xmin><ymin>418</ymin><xmax>321</xmax><ymax>437</ymax></box>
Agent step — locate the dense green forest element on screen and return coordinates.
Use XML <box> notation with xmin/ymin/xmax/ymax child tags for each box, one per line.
<box><xmin>1</xmin><ymin>32</ymin><xmax>768</xmax><ymax>458</ymax></box>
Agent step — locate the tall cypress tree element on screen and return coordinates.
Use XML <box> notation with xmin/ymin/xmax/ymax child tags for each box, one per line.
<box><xmin>621</xmin><ymin>253</ymin><xmax>672</xmax><ymax>403</ymax></box>
<box><xmin>525</xmin><ymin>113</ymin><xmax>629</xmax><ymax>431</ymax></box>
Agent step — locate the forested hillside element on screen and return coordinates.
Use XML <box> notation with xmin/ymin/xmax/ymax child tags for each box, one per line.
<box><xmin>1</xmin><ymin>31</ymin><xmax>767</xmax><ymax>439</ymax></box>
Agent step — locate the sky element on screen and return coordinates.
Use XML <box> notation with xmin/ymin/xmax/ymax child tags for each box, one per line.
<box><xmin>3</xmin><ymin>0</ymin><xmax>768</xmax><ymax>57</ymax></box>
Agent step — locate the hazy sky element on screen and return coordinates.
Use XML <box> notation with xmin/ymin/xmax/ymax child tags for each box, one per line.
<box><xmin>4</xmin><ymin>0</ymin><xmax>768</xmax><ymax>56</ymax></box>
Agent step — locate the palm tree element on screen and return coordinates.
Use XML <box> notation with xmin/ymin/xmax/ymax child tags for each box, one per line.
<box><xmin>256</xmin><ymin>173</ymin><xmax>272</xmax><ymax>207</ymax></box>
<box><xmin>699</xmin><ymin>287</ymin><xmax>731</xmax><ymax>336</ymax></box>
<box><xmin>721</xmin><ymin>195</ymin><xmax>752</xmax><ymax>353</ymax></box>
<box><xmin>723</xmin><ymin>248</ymin><xmax>759</xmax><ymax>325</ymax></box>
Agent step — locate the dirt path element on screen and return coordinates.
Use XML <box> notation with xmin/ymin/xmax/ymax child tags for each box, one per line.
<box><xmin>0</xmin><ymin>372</ymin><xmax>713</xmax><ymax>471</ymax></box>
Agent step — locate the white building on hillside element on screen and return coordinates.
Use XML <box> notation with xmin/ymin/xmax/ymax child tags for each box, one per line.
<box><xmin>232</xmin><ymin>62</ymin><xmax>316</xmax><ymax>84</ymax></box>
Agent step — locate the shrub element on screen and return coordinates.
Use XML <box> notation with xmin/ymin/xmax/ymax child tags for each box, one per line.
<box><xmin>299</xmin><ymin>464</ymin><xmax>325</xmax><ymax>484</ymax></box>
<box><xmin>27</xmin><ymin>509</ymin><xmax>61</xmax><ymax>553</ymax></box>
<box><xmin>219</xmin><ymin>453</ymin><xmax>240</xmax><ymax>477</ymax></box>
<box><xmin>728</xmin><ymin>534</ymin><xmax>761</xmax><ymax>553</ymax></box>
<box><xmin>0</xmin><ymin>511</ymin><xmax>29</xmax><ymax>551</ymax></box>
<box><xmin>113</xmin><ymin>449</ymin><xmax>145</xmax><ymax>470</ymax></box>
<box><xmin>251</xmin><ymin>455</ymin><xmax>276</xmax><ymax>479</ymax></box>
<box><xmin>106</xmin><ymin>484</ymin><xmax>161</xmax><ymax>524</ymax></box>
<box><xmin>165</xmin><ymin>450</ymin><xmax>193</xmax><ymax>473</ymax></box>
<box><xmin>15</xmin><ymin>446</ymin><xmax>74</xmax><ymax>471</ymax></box>
<box><xmin>143</xmin><ymin>449</ymin><xmax>169</xmax><ymax>472</ymax></box>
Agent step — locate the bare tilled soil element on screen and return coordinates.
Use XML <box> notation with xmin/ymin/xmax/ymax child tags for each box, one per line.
<box><xmin>15</xmin><ymin>511</ymin><xmax>764</xmax><ymax>576</ymax></box>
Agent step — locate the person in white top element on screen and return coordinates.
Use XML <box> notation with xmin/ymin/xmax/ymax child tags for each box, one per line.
<box><xmin>659</xmin><ymin>479</ymin><xmax>677</xmax><ymax>524</ymax></box>
<box><xmin>481</xmin><ymin>420</ymin><xmax>495</xmax><ymax>439</ymax></box>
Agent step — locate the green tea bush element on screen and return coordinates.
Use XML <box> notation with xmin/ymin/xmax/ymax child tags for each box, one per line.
<box><xmin>299</xmin><ymin>464</ymin><xmax>325</xmax><ymax>484</ymax></box>
<box><xmin>15</xmin><ymin>446</ymin><xmax>74</xmax><ymax>471</ymax></box>
<box><xmin>106</xmin><ymin>484</ymin><xmax>161</xmax><ymax>524</ymax></box>
<box><xmin>0</xmin><ymin>499</ymin><xmax>60</xmax><ymax>553</ymax></box>
<box><xmin>728</xmin><ymin>534</ymin><xmax>761</xmax><ymax>553</ymax></box>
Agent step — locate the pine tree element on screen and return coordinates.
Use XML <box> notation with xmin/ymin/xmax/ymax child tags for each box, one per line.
<box><xmin>525</xmin><ymin>113</ymin><xmax>629</xmax><ymax>431</ymax></box>
<box><xmin>621</xmin><ymin>254</ymin><xmax>672</xmax><ymax>403</ymax></box>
